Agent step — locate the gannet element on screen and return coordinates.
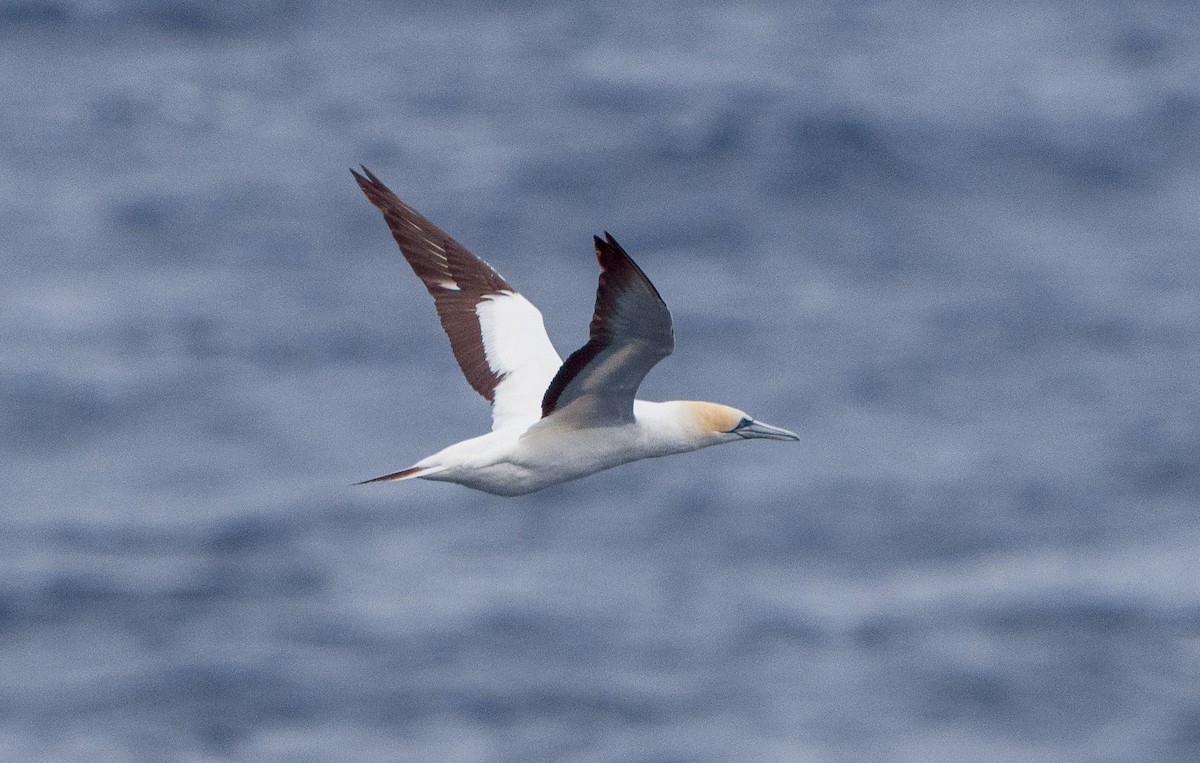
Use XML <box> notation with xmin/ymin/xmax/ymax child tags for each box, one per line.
<box><xmin>352</xmin><ymin>167</ymin><xmax>798</xmax><ymax>496</ymax></box>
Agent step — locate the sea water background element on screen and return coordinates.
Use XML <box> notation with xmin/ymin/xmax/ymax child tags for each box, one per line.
<box><xmin>2</xmin><ymin>1</ymin><xmax>1199</xmax><ymax>760</ymax></box>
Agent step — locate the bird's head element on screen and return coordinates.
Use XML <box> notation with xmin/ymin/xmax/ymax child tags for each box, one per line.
<box><xmin>682</xmin><ymin>401</ymin><xmax>800</xmax><ymax>444</ymax></box>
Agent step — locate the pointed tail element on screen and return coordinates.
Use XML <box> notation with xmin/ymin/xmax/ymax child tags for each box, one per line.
<box><xmin>356</xmin><ymin>465</ymin><xmax>429</xmax><ymax>486</ymax></box>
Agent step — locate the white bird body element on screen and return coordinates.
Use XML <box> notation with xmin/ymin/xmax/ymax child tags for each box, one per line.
<box><xmin>351</xmin><ymin>167</ymin><xmax>798</xmax><ymax>496</ymax></box>
<box><xmin>411</xmin><ymin>400</ymin><xmax>742</xmax><ymax>496</ymax></box>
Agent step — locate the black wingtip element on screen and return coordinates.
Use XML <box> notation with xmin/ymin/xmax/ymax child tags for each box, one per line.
<box><xmin>351</xmin><ymin>166</ymin><xmax>398</xmax><ymax>211</ymax></box>
<box><xmin>350</xmin><ymin>165</ymin><xmax>380</xmax><ymax>185</ymax></box>
<box><xmin>594</xmin><ymin>231</ymin><xmax>630</xmax><ymax>258</ymax></box>
<box><xmin>590</xmin><ymin>230</ymin><xmax>667</xmax><ymax>309</ymax></box>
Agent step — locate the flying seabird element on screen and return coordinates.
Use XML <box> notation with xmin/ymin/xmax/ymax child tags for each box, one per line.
<box><xmin>352</xmin><ymin>167</ymin><xmax>798</xmax><ymax>496</ymax></box>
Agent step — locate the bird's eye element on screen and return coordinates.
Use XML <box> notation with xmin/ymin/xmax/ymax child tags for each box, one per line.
<box><xmin>733</xmin><ymin>416</ymin><xmax>752</xmax><ymax>431</ymax></box>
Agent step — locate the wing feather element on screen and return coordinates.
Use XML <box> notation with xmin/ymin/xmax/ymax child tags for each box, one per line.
<box><xmin>540</xmin><ymin>233</ymin><xmax>673</xmax><ymax>425</ymax></box>
<box><xmin>353</xmin><ymin>167</ymin><xmax>561</xmax><ymax>430</ymax></box>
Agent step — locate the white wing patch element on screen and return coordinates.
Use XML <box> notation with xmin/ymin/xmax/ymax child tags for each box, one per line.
<box><xmin>476</xmin><ymin>292</ymin><xmax>563</xmax><ymax>431</ymax></box>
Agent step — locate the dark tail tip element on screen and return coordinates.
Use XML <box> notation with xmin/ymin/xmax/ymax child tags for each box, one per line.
<box><xmin>355</xmin><ymin>465</ymin><xmax>423</xmax><ymax>486</ymax></box>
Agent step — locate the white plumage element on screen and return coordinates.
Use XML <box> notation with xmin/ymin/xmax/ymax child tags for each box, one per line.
<box><xmin>473</xmin><ymin>292</ymin><xmax>562</xmax><ymax>432</ymax></box>
<box><xmin>352</xmin><ymin>167</ymin><xmax>798</xmax><ymax>496</ymax></box>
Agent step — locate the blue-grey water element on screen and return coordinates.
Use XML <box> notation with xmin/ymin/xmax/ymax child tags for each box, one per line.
<box><xmin>3</xmin><ymin>1</ymin><xmax>1199</xmax><ymax>760</ymax></box>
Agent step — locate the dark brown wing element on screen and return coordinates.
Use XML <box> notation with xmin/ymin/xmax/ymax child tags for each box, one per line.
<box><xmin>540</xmin><ymin>233</ymin><xmax>674</xmax><ymax>424</ymax></box>
<box><xmin>353</xmin><ymin>168</ymin><xmax>562</xmax><ymax>428</ymax></box>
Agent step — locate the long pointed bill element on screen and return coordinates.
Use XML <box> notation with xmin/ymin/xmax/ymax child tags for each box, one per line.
<box><xmin>735</xmin><ymin>419</ymin><xmax>800</xmax><ymax>441</ymax></box>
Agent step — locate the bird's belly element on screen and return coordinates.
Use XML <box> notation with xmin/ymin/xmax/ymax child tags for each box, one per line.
<box><xmin>518</xmin><ymin>427</ymin><xmax>644</xmax><ymax>484</ymax></box>
<box><xmin>434</xmin><ymin>460</ymin><xmax>598</xmax><ymax>497</ymax></box>
<box><xmin>438</xmin><ymin>427</ymin><xmax>642</xmax><ymax>496</ymax></box>
<box><xmin>436</xmin><ymin>463</ymin><xmax>553</xmax><ymax>497</ymax></box>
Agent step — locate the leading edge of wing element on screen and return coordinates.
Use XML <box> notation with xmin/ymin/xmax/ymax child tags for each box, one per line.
<box><xmin>352</xmin><ymin>167</ymin><xmax>562</xmax><ymax>429</ymax></box>
<box><xmin>540</xmin><ymin>233</ymin><xmax>674</xmax><ymax>423</ymax></box>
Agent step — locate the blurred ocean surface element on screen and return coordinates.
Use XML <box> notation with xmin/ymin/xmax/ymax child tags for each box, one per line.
<box><xmin>2</xmin><ymin>0</ymin><xmax>1199</xmax><ymax>760</ymax></box>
